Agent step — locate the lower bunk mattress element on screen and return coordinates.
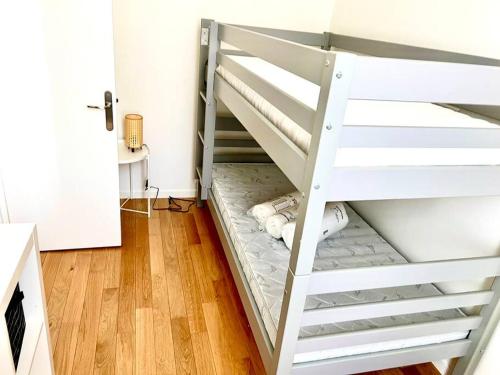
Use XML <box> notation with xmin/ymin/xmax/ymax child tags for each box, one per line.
<box><xmin>210</xmin><ymin>163</ymin><xmax>468</xmax><ymax>364</ymax></box>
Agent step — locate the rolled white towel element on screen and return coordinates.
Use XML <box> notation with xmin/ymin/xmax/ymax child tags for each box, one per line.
<box><xmin>247</xmin><ymin>191</ymin><xmax>301</xmax><ymax>228</ymax></box>
<box><xmin>282</xmin><ymin>202</ymin><xmax>349</xmax><ymax>250</ymax></box>
<box><xmin>265</xmin><ymin>206</ymin><xmax>299</xmax><ymax>239</ymax></box>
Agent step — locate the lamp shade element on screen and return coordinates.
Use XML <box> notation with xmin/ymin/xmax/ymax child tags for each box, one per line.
<box><xmin>125</xmin><ymin>114</ymin><xmax>143</xmax><ymax>149</ymax></box>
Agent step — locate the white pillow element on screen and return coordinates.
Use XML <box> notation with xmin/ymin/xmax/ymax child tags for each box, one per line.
<box><xmin>282</xmin><ymin>202</ymin><xmax>348</xmax><ymax>250</ymax></box>
<box><xmin>247</xmin><ymin>191</ymin><xmax>301</xmax><ymax>228</ymax></box>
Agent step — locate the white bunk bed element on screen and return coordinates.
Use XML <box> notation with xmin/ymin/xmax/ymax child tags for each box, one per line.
<box><xmin>195</xmin><ymin>20</ymin><xmax>500</xmax><ymax>375</ymax></box>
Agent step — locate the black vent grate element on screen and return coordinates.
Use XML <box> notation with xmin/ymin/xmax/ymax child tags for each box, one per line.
<box><xmin>5</xmin><ymin>284</ymin><xmax>26</xmax><ymax>370</ymax></box>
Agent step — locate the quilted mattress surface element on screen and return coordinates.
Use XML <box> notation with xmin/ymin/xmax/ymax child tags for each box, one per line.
<box><xmin>211</xmin><ymin>163</ymin><xmax>467</xmax><ymax>363</ymax></box>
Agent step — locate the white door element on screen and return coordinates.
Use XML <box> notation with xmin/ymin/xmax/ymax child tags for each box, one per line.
<box><xmin>0</xmin><ymin>0</ymin><xmax>121</xmax><ymax>250</ymax></box>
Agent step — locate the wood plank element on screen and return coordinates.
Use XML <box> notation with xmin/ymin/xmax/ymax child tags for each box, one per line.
<box><xmin>135</xmin><ymin>245</ymin><xmax>153</xmax><ymax>309</ymax></box>
<box><xmin>191</xmin><ymin>331</ymin><xmax>216</xmax><ymax>375</ymax></box>
<box><xmin>378</xmin><ymin>369</ymin><xmax>404</xmax><ymax>375</ymax></box>
<box><xmin>172</xmin><ymin>211</ymin><xmax>207</xmax><ymax>333</ymax></box>
<box><xmin>192</xmin><ymin>208</ymin><xmax>223</xmax><ymax>282</ymax></box>
<box><xmin>171</xmin><ymin>317</ymin><xmax>197</xmax><ymax>375</ymax></box>
<box><xmin>104</xmin><ymin>248</ymin><xmax>121</xmax><ymax>289</ymax></box>
<box><xmin>202</xmin><ymin>301</ymin><xmax>233</xmax><ymax>375</ymax></box>
<box><xmin>135</xmin><ymin>199</ymin><xmax>152</xmax><ymax>309</ymax></box>
<box><xmin>136</xmin><ymin>308</ymin><xmax>156</xmax><ymax>375</ymax></box>
<box><xmin>213</xmin><ymin>279</ymin><xmax>250</xmax><ymax>366</ymax></box>
<box><xmin>94</xmin><ymin>287</ymin><xmax>119</xmax><ymax>375</ymax></box>
<box><xmin>183</xmin><ymin>213</ymin><xmax>201</xmax><ymax>245</ymax></box>
<box><xmin>189</xmin><ymin>243</ymin><xmax>216</xmax><ymax>303</ymax></box>
<box><xmin>159</xmin><ymin>209</ymin><xmax>187</xmax><ymax>319</ymax></box>
<box><xmin>41</xmin><ymin>250</ymin><xmax>63</xmax><ymax>301</ymax></box>
<box><xmin>215</xmin><ymin>242</ymin><xmax>250</xmax><ymax>333</ymax></box>
<box><xmin>413</xmin><ymin>362</ymin><xmax>441</xmax><ymax>375</ymax></box>
<box><xmin>53</xmin><ymin>251</ymin><xmax>92</xmax><ymax>375</ymax></box>
<box><xmin>200</xmin><ymin>206</ymin><xmax>265</xmax><ymax>374</ymax></box>
<box><xmin>399</xmin><ymin>366</ymin><xmax>420</xmax><ymax>375</ymax></box>
<box><xmin>40</xmin><ymin>251</ymin><xmax>47</xmax><ymax>264</ymax></box>
<box><xmin>46</xmin><ymin>251</ymin><xmax>77</xmax><ymax>349</ymax></box>
<box><xmin>116</xmin><ymin>211</ymin><xmax>136</xmax><ymax>375</ymax></box>
<box><xmin>148</xmin><ymin>211</ymin><xmax>161</xmax><ymax>235</ymax></box>
<box><xmin>149</xmin><ymin>232</ymin><xmax>176</xmax><ymax>375</ymax></box>
<box><xmin>72</xmin><ymin>250</ymin><xmax>107</xmax><ymax>375</ymax></box>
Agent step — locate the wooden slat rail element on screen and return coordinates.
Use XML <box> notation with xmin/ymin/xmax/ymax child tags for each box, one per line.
<box><xmin>295</xmin><ymin>316</ymin><xmax>481</xmax><ymax>354</ymax></box>
<box><xmin>330</xmin><ymin>33</ymin><xmax>500</xmax><ymax>66</ymax></box>
<box><xmin>214</xmin><ymin>74</ymin><xmax>306</xmax><ymax>189</ymax></box>
<box><xmin>350</xmin><ymin>56</ymin><xmax>500</xmax><ymax>105</ymax></box>
<box><xmin>218</xmin><ymin>24</ymin><xmax>327</xmax><ymax>84</ymax></box>
<box><xmin>301</xmin><ymin>291</ymin><xmax>493</xmax><ymax>327</ymax></box>
<box><xmin>292</xmin><ymin>340</ymin><xmax>472</xmax><ymax>375</ymax></box>
<box><xmin>340</xmin><ymin>125</ymin><xmax>500</xmax><ymax>148</ymax></box>
<box><xmin>217</xmin><ymin>51</ymin><xmax>316</xmax><ymax>132</ymax></box>
<box><xmin>214</xmin><ymin>130</ymin><xmax>253</xmax><ymax>139</ymax></box>
<box><xmin>328</xmin><ymin>166</ymin><xmax>500</xmax><ymax>201</ymax></box>
<box><xmin>308</xmin><ymin>257</ymin><xmax>500</xmax><ymax>295</ymax></box>
<box><xmin>214</xmin><ymin>147</ymin><xmax>264</xmax><ymax>155</ymax></box>
<box><xmin>219</xmin><ymin>49</ymin><xmax>253</xmax><ymax>57</ymax></box>
<box><xmin>231</xmin><ymin>24</ymin><xmax>325</xmax><ymax>47</ymax></box>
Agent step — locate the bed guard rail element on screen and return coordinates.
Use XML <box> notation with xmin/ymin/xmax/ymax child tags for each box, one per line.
<box><xmin>307</xmin><ymin>256</ymin><xmax>500</xmax><ymax>295</ymax></box>
<box><xmin>288</xmin><ymin>256</ymin><xmax>500</xmax><ymax>375</ymax></box>
<box><xmin>294</xmin><ymin>256</ymin><xmax>500</xmax><ymax>352</ymax></box>
<box><xmin>219</xmin><ymin>23</ymin><xmax>500</xmax><ymax>106</ymax></box>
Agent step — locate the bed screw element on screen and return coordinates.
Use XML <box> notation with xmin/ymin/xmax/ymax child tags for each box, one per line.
<box><xmin>324</xmin><ymin>60</ymin><xmax>330</xmax><ymax>67</ymax></box>
<box><xmin>336</xmin><ymin>72</ymin><xmax>343</xmax><ymax>79</ymax></box>
<box><xmin>326</xmin><ymin>123</ymin><xmax>332</xmax><ymax>130</ymax></box>
<box><xmin>314</xmin><ymin>185</ymin><xmax>320</xmax><ymax>190</ymax></box>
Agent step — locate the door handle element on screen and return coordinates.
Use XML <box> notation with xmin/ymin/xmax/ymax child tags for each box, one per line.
<box><xmin>86</xmin><ymin>91</ymin><xmax>114</xmax><ymax>131</ymax></box>
<box><xmin>86</xmin><ymin>102</ymin><xmax>111</xmax><ymax>110</ymax></box>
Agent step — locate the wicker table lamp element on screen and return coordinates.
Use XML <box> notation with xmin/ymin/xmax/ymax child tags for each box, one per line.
<box><xmin>125</xmin><ymin>114</ymin><xmax>143</xmax><ymax>152</ymax></box>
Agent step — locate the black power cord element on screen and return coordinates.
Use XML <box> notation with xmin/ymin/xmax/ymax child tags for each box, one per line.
<box><xmin>149</xmin><ymin>184</ymin><xmax>195</xmax><ymax>213</ymax></box>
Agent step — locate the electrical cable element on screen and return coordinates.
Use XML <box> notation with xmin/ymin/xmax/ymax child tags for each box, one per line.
<box><xmin>141</xmin><ymin>144</ymin><xmax>195</xmax><ymax>213</ymax></box>
<box><xmin>149</xmin><ymin>185</ymin><xmax>195</xmax><ymax>213</ymax></box>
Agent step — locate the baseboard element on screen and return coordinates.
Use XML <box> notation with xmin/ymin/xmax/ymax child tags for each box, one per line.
<box><xmin>120</xmin><ymin>188</ymin><xmax>196</xmax><ymax>199</ymax></box>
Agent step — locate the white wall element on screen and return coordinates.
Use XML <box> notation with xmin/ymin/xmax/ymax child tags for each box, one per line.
<box><xmin>330</xmin><ymin>1</ymin><xmax>500</xmax><ymax>373</ymax></box>
<box><xmin>0</xmin><ymin>174</ymin><xmax>8</xmax><ymax>224</ymax></box>
<box><xmin>112</xmin><ymin>0</ymin><xmax>336</xmax><ymax>197</ymax></box>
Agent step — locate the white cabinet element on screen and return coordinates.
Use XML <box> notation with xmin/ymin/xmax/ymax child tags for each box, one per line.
<box><xmin>0</xmin><ymin>224</ymin><xmax>54</xmax><ymax>375</ymax></box>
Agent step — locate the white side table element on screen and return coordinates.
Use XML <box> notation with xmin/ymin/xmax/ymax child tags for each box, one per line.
<box><xmin>118</xmin><ymin>140</ymin><xmax>150</xmax><ymax>217</ymax></box>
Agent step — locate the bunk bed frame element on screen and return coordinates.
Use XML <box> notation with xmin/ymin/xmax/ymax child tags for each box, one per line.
<box><xmin>195</xmin><ymin>19</ymin><xmax>500</xmax><ymax>374</ymax></box>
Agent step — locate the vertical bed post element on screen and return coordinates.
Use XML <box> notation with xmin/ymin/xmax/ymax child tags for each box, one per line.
<box><xmin>271</xmin><ymin>51</ymin><xmax>357</xmax><ymax>374</ymax></box>
<box><xmin>196</xmin><ymin>19</ymin><xmax>210</xmax><ymax>206</ymax></box>
<box><xmin>321</xmin><ymin>31</ymin><xmax>332</xmax><ymax>50</ymax></box>
<box><xmin>200</xmin><ymin>20</ymin><xmax>219</xmax><ymax>201</ymax></box>
<box><xmin>453</xmin><ymin>277</ymin><xmax>500</xmax><ymax>374</ymax></box>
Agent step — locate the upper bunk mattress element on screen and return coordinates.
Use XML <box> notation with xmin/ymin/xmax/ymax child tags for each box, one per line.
<box><xmin>216</xmin><ymin>55</ymin><xmax>500</xmax><ymax>166</ymax></box>
<box><xmin>211</xmin><ymin>163</ymin><xmax>467</xmax><ymax>364</ymax></box>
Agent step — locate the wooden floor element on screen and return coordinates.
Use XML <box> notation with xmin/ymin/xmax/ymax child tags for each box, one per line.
<box><xmin>41</xmin><ymin>199</ymin><xmax>440</xmax><ymax>375</ymax></box>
